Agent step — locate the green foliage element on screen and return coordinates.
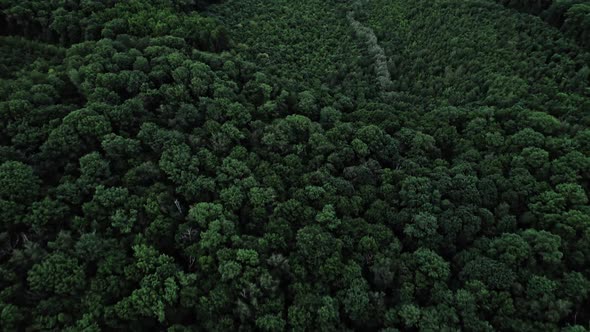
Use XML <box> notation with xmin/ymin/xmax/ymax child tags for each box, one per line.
<box><xmin>496</xmin><ymin>0</ymin><xmax>590</xmax><ymax>49</ymax></box>
<box><xmin>1</xmin><ymin>0</ymin><xmax>589</xmax><ymax>330</ymax></box>
<box><xmin>27</xmin><ymin>253</ymin><xmax>85</xmax><ymax>295</ymax></box>
<box><xmin>0</xmin><ymin>161</ymin><xmax>40</xmax><ymax>202</ymax></box>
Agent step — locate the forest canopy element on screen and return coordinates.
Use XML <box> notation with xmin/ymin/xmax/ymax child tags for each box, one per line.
<box><xmin>1</xmin><ymin>0</ymin><xmax>590</xmax><ymax>331</ymax></box>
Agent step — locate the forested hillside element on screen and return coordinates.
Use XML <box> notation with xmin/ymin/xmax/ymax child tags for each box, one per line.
<box><xmin>494</xmin><ymin>0</ymin><xmax>590</xmax><ymax>48</ymax></box>
<box><xmin>1</xmin><ymin>0</ymin><xmax>589</xmax><ymax>331</ymax></box>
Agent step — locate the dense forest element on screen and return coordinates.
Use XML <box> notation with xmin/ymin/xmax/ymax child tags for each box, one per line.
<box><xmin>494</xmin><ymin>0</ymin><xmax>590</xmax><ymax>48</ymax></box>
<box><xmin>0</xmin><ymin>0</ymin><xmax>589</xmax><ymax>330</ymax></box>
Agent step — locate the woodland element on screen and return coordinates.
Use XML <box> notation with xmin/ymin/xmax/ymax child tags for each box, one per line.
<box><xmin>0</xmin><ymin>0</ymin><xmax>590</xmax><ymax>331</ymax></box>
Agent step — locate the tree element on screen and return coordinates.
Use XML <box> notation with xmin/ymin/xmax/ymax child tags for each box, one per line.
<box><xmin>0</xmin><ymin>161</ymin><xmax>40</xmax><ymax>229</ymax></box>
<box><xmin>27</xmin><ymin>253</ymin><xmax>85</xmax><ymax>295</ymax></box>
<box><xmin>315</xmin><ymin>204</ymin><xmax>341</xmax><ymax>230</ymax></box>
<box><xmin>0</xmin><ymin>161</ymin><xmax>40</xmax><ymax>203</ymax></box>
